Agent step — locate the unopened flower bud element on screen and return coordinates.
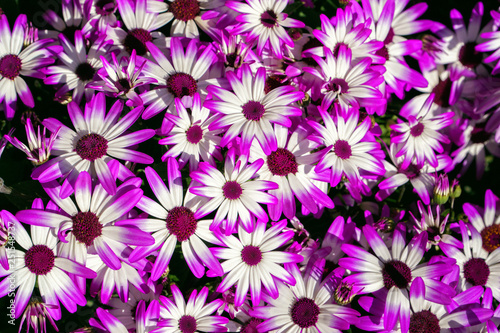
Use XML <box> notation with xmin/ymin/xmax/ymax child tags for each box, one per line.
<box><xmin>450</xmin><ymin>180</ymin><xmax>461</xmax><ymax>199</ymax></box>
<box><xmin>433</xmin><ymin>174</ymin><xmax>450</xmax><ymax>205</ymax></box>
<box><xmin>334</xmin><ymin>281</ymin><xmax>356</xmax><ymax>305</ymax></box>
<box><xmin>374</xmin><ymin>217</ymin><xmax>395</xmax><ymax>233</ymax></box>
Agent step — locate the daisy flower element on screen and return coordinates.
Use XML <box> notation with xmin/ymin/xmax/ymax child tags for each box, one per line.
<box><xmin>159</xmin><ymin>93</ymin><xmax>222</xmax><ymax>172</ymax></box>
<box><xmin>190</xmin><ymin>150</ymin><xmax>278</xmax><ymax>234</ymax></box>
<box><xmin>120</xmin><ymin>158</ymin><xmax>224</xmax><ymax>280</ymax></box>
<box><xmin>211</xmin><ymin>220</ymin><xmax>303</xmax><ymax>307</ymax></box>
<box><xmin>248</xmin><ymin>124</ymin><xmax>335</xmax><ymax>221</ymax></box>
<box><xmin>339</xmin><ymin>223</ymin><xmax>456</xmax><ymax>332</ymax></box>
<box><xmin>308</xmin><ymin>107</ymin><xmax>385</xmax><ymax>188</ymax></box>
<box><xmin>0</xmin><ymin>217</ymin><xmax>96</xmax><ymax>319</ymax></box>
<box><xmin>16</xmin><ymin>172</ymin><xmax>154</xmax><ymax>271</ymax></box>
<box><xmin>43</xmin><ymin>31</ymin><xmax>110</xmax><ymax>104</ymax></box>
<box><xmin>39</xmin><ymin>0</ymin><xmax>85</xmax><ymax>42</ymax></box>
<box><xmin>440</xmin><ymin>221</ymin><xmax>500</xmax><ymax>301</ymax></box>
<box><xmin>140</xmin><ymin>38</ymin><xmax>219</xmax><ymax>119</ymax></box>
<box><xmin>82</xmin><ymin>0</ymin><xmax>119</xmax><ymax>35</ymax></box>
<box><xmin>251</xmin><ymin>259</ymin><xmax>360</xmax><ymax>332</ymax></box>
<box><xmin>463</xmin><ymin>189</ymin><xmax>500</xmax><ymax>254</ymax></box>
<box><xmin>0</xmin><ymin>14</ymin><xmax>53</xmax><ymax>119</ymax></box>
<box><xmin>19</xmin><ymin>297</ymin><xmax>59</xmax><ymax>333</ymax></box>
<box><xmin>391</xmin><ymin>94</ymin><xmax>454</xmax><ymax>169</ymax></box>
<box><xmin>225</xmin><ymin>0</ymin><xmax>305</xmax><ymax>58</ymax></box>
<box><xmin>304</xmin><ymin>45</ymin><xmax>384</xmax><ymax>113</ymax></box>
<box><xmin>33</xmin><ymin>92</ymin><xmax>155</xmax><ymax>197</ymax></box>
<box><xmin>155</xmin><ymin>285</ymin><xmax>228</xmax><ymax>333</ymax></box>
<box><xmin>205</xmin><ymin>64</ymin><xmax>304</xmax><ymax>155</ymax></box>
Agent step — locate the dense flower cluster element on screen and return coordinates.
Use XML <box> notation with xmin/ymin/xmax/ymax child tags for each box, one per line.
<box><xmin>1</xmin><ymin>0</ymin><xmax>500</xmax><ymax>332</ymax></box>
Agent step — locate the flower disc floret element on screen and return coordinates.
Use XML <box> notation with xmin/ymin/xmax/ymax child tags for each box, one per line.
<box><xmin>431</xmin><ymin>79</ymin><xmax>452</xmax><ymax>108</ymax></box>
<box><xmin>242</xmin><ymin>101</ymin><xmax>266</xmax><ymax>121</ymax></box>
<box><xmin>0</xmin><ymin>54</ymin><xmax>22</xmax><ymax>80</ymax></box>
<box><xmin>260</xmin><ymin>10</ymin><xmax>278</xmax><ymax>28</ymax></box>
<box><xmin>410</xmin><ymin>123</ymin><xmax>425</xmax><ymax>137</ymax></box>
<box><xmin>290</xmin><ymin>298</ymin><xmax>320</xmax><ymax>328</ymax></box>
<box><xmin>458</xmin><ymin>42</ymin><xmax>482</xmax><ymax>68</ymax></box>
<box><xmin>166</xmin><ymin>206</ymin><xmax>197</xmax><ymax>242</ymax></box>
<box><xmin>75</xmin><ymin>133</ymin><xmax>108</xmax><ymax>161</ymax></box>
<box><xmin>382</xmin><ymin>260</ymin><xmax>412</xmax><ymax>289</ymax></box>
<box><xmin>186</xmin><ymin>125</ymin><xmax>203</xmax><ymax>144</ymax></box>
<box><xmin>463</xmin><ymin>258</ymin><xmax>490</xmax><ymax>286</ymax></box>
<box><xmin>24</xmin><ymin>245</ymin><xmax>55</xmax><ymax>275</ymax></box>
<box><xmin>75</xmin><ymin>62</ymin><xmax>96</xmax><ymax>81</ymax></box>
<box><xmin>481</xmin><ymin>224</ymin><xmax>500</xmax><ymax>252</ymax></box>
<box><xmin>222</xmin><ymin>181</ymin><xmax>243</xmax><ymax>200</ymax></box>
<box><xmin>241</xmin><ymin>245</ymin><xmax>262</xmax><ymax>266</ymax></box>
<box><xmin>333</xmin><ymin>140</ymin><xmax>352</xmax><ymax>160</ymax></box>
<box><xmin>169</xmin><ymin>0</ymin><xmax>200</xmax><ymax>22</ymax></box>
<box><xmin>240</xmin><ymin>318</ymin><xmax>263</xmax><ymax>333</ymax></box>
<box><xmin>71</xmin><ymin>211</ymin><xmax>103</xmax><ymax>246</ymax></box>
<box><xmin>409</xmin><ymin>310</ymin><xmax>440</xmax><ymax>333</ymax></box>
<box><xmin>167</xmin><ymin>73</ymin><xmax>198</xmax><ymax>99</ymax></box>
<box><xmin>178</xmin><ymin>315</ymin><xmax>197</xmax><ymax>333</ymax></box>
<box><xmin>124</xmin><ymin>28</ymin><xmax>152</xmax><ymax>56</ymax></box>
<box><xmin>267</xmin><ymin>148</ymin><xmax>298</xmax><ymax>176</ymax></box>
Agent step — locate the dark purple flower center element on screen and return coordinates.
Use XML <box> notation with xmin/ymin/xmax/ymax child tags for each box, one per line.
<box><xmin>431</xmin><ymin>78</ymin><xmax>453</xmax><ymax>108</ymax></box>
<box><xmin>463</xmin><ymin>258</ymin><xmax>490</xmax><ymax>286</ymax></box>
<box><xmin>384</xmin><ymin>28</ymin><xmax>395</xmax><ymax>45</ymax></box>
<box><xmin>72</xmin><ymin>212</ymin><xmax>103</xmax><ymax>246</ymax></box>
<box><xmin>375</xmin><ymin>45</ymin><xmax>390</xmax><ymax>61</ymax></box>
<box><xmin>167</xmin><ymin>73</ymin><xmax>198</xmax><ymax>99</ymax></box>
<box><xmin>470</xmin><ymin>123</ymin><xmax>491</xmax><ymax>144</ymax></box>
<box><xmin>409</xmin><ymin>310</ymin><xmax>440</xmax><ymax>333</ymax></box>
<box><xmin>288</xmin><ymin>28</ymin><xmax>303</xmax><ymax>41</ymax></box>
<box><xmin>241</xmin><ymin>245</ymin><xmax>262</xmax><ymax>266</ymax></box>
<box><xmin>333</xmin><ymin>140</ymin><xmax>352</xmax><ymax>160</ymax></box>
<box><xmin>61</xmin><ymin>25</ymin><xmax>79</xmax><ymax>44</ymax></box>
<box><xmin>481</xmin><ymin>224</ymin><xmax>500</xmax><ymax>253</ymax></box>
<box><xmin>327</xmin><ymin>78</ymin><xmax>349</xmax><ymax>94</ymax></box>
<box><xmin>168</xmin><ymin>0</ymin><xmax>200</xmax><ymax>22</ymax></box>
<box><xmin>222</xmin><ymin>181</ymin><xmax>243</xmax><ymax>200</ymax></box>
<box><xmin>117</xmin><ymin>78</ymin><xmax>131</xmax><ymax>93</ymax></box>
<box><xmin>264</xmin><ymin>75</ymin><xmax>287</xmax><ymax>94</ymax></box>
<box><xmin>267</xmin><ymin>148</ymin><xmax>298</xmax><ymax>176</ymax></box>
<box><xmin>166</xmin><ymin>206</ymin><xmax>197</xmax><ymax>242</ymax></box>
<box><xmin>260</xmin><ymin>10</ymin><xmax>278</xmax><ymax>28</ymax></box>
<box><xmin>75</xmin><ymin>62</ymin><xmax>96</xmax><ymax>82</ymax></box>
<box><xmin>242</xmin><ymin>101</ymin><xmax>266</xmax><ymax>121</ymax></box>
<box><xmin>410</xmin><ymin>122</ymin><xmax>425</xmax><ymax>137</ymax></box>
<box><xmin>95</xmin><ymin>0</ymin><xmax>117</xmax><ymax>16</ymax></box>
<box><xmin>302</xmin><ymin>37</ymin><xmax>323</xmax><ymax>66</ymax></box>
<box><xmin>24</xmin><ymin>244</ymin><xmax>55</xmax><ymax>275</ymax></box>
<box><xmin>459</xmin><ymin>42</ymin><xmax>482</xmax><ymax>69</ymax></box>
<box><xmin>426</xmin><ymin>226</ymin><xmax>441</xmax><ymax>241</ymax></box>
<box><xmin>332</xmin><ymin>42</ymin><xmax>348</xmax><ymax>58</ymax></box>
<box><xmin>290</xmin><ymin>297</ymin><xmax>320</xmax><ymax>328</ymax></box>
<box><xmin>225</xmin><ymin>52</ymin><xmax>241</xmax><ymax>68</ymax></box>
<box><xmin>178</xmin><ymin>315</ymin><xmax>197</xmax><ymax>333</ymax></box>
<box><xmin>123</xmin><ymin>28</ymin><xmax>152</xmax><ymax>56</ymax></box>
<box><xmin>0</xmin><ymin>54</ymin><xmax>22</xmax><ymax>80</ymax></box>
<box><xmin>240</xmin><ymin>317</ymin><xmax>263</xmax><ymax>333</ymax></box>
<box><xmin>75</xmin><ymin>133</ymin><xmax>108</xmax><ymax>161</ymax></box>
<box><xmin>400</xmin><ymin>163</ymin><xmax>420</xmax><ymax>180</ymax></box>
<box><xmin>186</xmin><ymin>125</ymin><xmax>203</xmax><ymax>144</ymax></box>
<box><xmin>382</xmin><ymin>260</ymin><xmax>412</xmax><ymax>289</ymax></box>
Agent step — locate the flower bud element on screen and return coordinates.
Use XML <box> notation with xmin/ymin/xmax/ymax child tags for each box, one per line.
<box><xmin>433</xmin><ymin>174</ymin><xmax>450</xmax><ymax>205</ymax></box>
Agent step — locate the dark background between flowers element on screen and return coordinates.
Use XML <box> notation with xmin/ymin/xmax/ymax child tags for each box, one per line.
<box><xmin>0</xmin><ymin>0</ymin><xmax>499</xmax><ymax>332</ymax></box>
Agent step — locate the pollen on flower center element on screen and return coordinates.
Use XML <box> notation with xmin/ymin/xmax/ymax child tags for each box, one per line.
<box><xmin>75</xmin><ymin>133</ymin><xmax>108</xmax><ymax>161</ymax></box>
<box><xmin>327</xmin><ymin>78</ymin><xmax>349</xmax><ymax>94</ymax></box>
<box><xmin>409</xmin><ymin>310</ymin><xmax>440</xmax><ymax>333</ymax></box>
<box><xmin>178</xmin><ymin>315</ymin><xmax>197</xmax><ymax>333</ymax></box>
<box><xmin>222</xmin><ymin>181</ymin><xmax>243</xmax><ymax>200</ymax></box>
<box><xmin>459</xmin><ymin>42</ymin><xmax>482</xmax><ymax>69</ymax></box>
<box><xmin>290</xmin><ymin>297</ymin><xmax>320</xmax><ymax>328</ymax></box>
<box><xmin>72</xmin><ymin>211</ymin><xmax>103</xmax><ymax>246</ymax></box>
<box><xmin>410</xmin><ymin>122</ymin><xmax>425</xmax><ymax>137</ymax></box>
<box><xmin>481</xmin><ymin>224</ymin><xmax>500</xmax><ymax>252</ymax></box>
<box><xmin>167</xmin><ymin>73</ymin><xmax>198</xmax><ymax>99</ymax></box>
<box><xmin>186</xmin><ymin>124</ymin><xmax>203</xmax><ymax>144</ymax></box>
<box><xmin>240</xmin><ymin>317</ymin><xmax>263</xmax><ymax>333</ymax></box>
<box><xmin>333</xmin><ymin>140</ymin><xmax>352</xmax><ymax>160</ymax></box>
<box><xmin>75</xmin><ymin>62</ymin><xmax>96</xmax><ymax>82</ymax></box>
<box><xmin>267</xmin><ymin>148</ymin><xmax>299</xmax><ymax>176</ymax></box>
<box><xmin>242</xmin><ymin>101</ymin><xmax>266</xmax><ymax>121</ymax></box>
<box><xmin>123</xmin><ymin>28</ymin><xmax>153</xmax><ymax>56</ymax></box>
<box><xmin>241</xmin><ymin>245</ymin><xmax>262</xmax><ymax>266</ymax></box>
<box><xmin>431</xmin><ymin>78</ymin><xmax>453</xmax><ymax>108</ymax></box>
<box><xmin>0</xmin><ymin>54</ymin><xmax>22</xmax><ymax>80</ymax></box>
<box><xmin>166</xmin><ymin>206</ymin><xmax>197</xmax><ymax>242</ymax></box>
<box><xmin>382</xmin><ymin>260</ymin><xmax>412</xmax><ymax>289</ymax></box>
<box><xmin>260</xmin><ymin>10</ymin><xmax>278</xmax><ymax>28</ymax></box>
<box><xmin>24</xmin><ymin>244</ymin><xmax>55</xmax><ymax>275</ymax></box>
<box><xmin>463</xmin><ymin>258</ymin><xmax>490</xmax><ymax>286</ymax></box>
<box><xmin>168</xmin><ymin>0</ymin><xmax>200</xmax><ymax>22</ymax></box>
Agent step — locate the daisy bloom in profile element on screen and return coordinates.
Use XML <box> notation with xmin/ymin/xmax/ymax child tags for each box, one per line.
<box><xmin>190</xmin><ymin>149</ymin><xmax>278</xmax><ymax>234</ymax></box>
<box><xmin>19</xmin><ymin>297</ymin><xmax>59</xmax><ymax>333</ymax></box>
<box><xmin>16</xmin><ymin>173</ymin><xmax>154</xmax><ymax>271</ymax></box>
<box><xmin>140</xmin><ymin>38</ymin><xmax>219</xmax><ymax>119</ymax></box>
<box><xmin>308</xmin><ymin>107</ymin><xmax>385</xmax><ymax>188</ymax></box>
<box><xmin>0</xmin><ymin>215</ymin><xmax>96</xmax><ymax>319</ymax></box>
<box><xmin>211</xmin><ymin>220</ymin><xmax>303</xmax><ymax>307</ymax></box>
<box><xmin>205</xmin><ymin>64</ymin><xmax>303</xmax><ymax>155</ymax></box>
<box><xmin>33</xmin><ymin>93</ymin><xmax>155</xmax><ymax>197</ymax></box>
<box><xmin>249</xmin><ymin>124</ymin><xmax>334</xmax><ymax>221</ymax></box>
<box><xmin>121</xmin><ymin>158</ymin><xmax>224</xmax><ymax>280</ymax></box>
<box><xmin>0</xmin><ymin>14</ymin><xmax>53</xmax><ymax>119</ymax></box>
<box><xmin>155</xmin><ymin>285</ymin><xmax>228</xmax><ymax>333</ymax></box>
<box><xmin>252</xmin><ymin>259</ymin><xmax>360</xmax><ymax>332</ymax></box>
<box><xmin>225</xmin><ymin>0</ymin><xmax>305</xmax><ymax>58</ymax></box>
<box><xmin>463</xmin><ymin>189</ymin><xmax>500</xmax><ymax>254</ymax></box>
<box><xmin>159</xmin><ymin>93</ymin><xmax>222</xmax><ymax>172</ymax></box>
